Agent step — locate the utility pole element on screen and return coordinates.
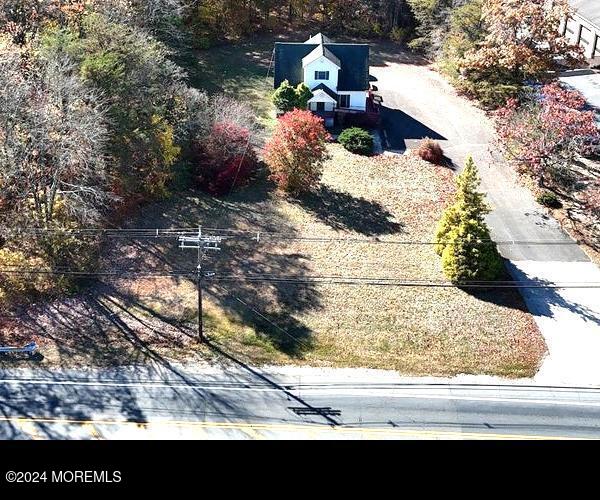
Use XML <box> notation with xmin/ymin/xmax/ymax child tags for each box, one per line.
<box><xmin>179</xmin><ymin>227</ymin><xmax>223</xmax><ymax>343</ymax></box>
<box><xmin>197</xmin><ymin>262</ymin><xmax>204</xmax><ymax>342</ymax></box>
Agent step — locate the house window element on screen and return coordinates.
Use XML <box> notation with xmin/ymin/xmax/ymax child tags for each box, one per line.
<box><xmin>315</xmin><ymin>71</ymin><xmax>329</xmax><ymax>80</ymax></box>
<box><xmin>339</xmin><ymin>95</ymin><xmax>350</xmax><ymax>108</ymax></box>
<box><xmin>316</xmin><ymin>102</ymin><xmax>325</xmax><ymax>112</ymax></box>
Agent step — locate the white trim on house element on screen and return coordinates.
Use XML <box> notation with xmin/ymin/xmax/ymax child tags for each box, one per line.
<box><xmin>305</xmin><ymin>33</ymin><xmax>333</xmax><ymax>45</ymax></box>
<box><xmin>302</xmin><ymin>44</ymin><xmax>341</xmax><ymax>68</ymax></box>
<box><xmin>308</xmin><ymin>89</ymin><xmax>338</xmax><ymax>105</ymax></box>
<box><xmin>303</xmin><ymin>56</ymin><xmax>340</xmax><ymax>92</ymax></box>
<box><xmin>337</xmin><ymin>91</ymin><xmax>368</xmax><ymax>111</ymax></box>
<box><xmin>561</xmin><ymin>11</ymin><xmax>600</xmax><ymax>59</ymax></box>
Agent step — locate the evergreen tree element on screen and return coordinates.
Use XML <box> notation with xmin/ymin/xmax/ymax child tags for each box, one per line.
<box><xmin>272</xmin><ymin>80</ymin><xmax>313</xmax><ymax>112</ymax></box>
<box><xmin>272</xmin><ymin>80</ymin><xmax>300</xmax><ymax>112</ymax></box>
<box><xmin>434</xmin><ymin>156</ymin><xmax>503</xmax><ymax>281</ymax></box>
<box><xmin>295</xmin><ymin>82</ymin><xmax>313</xmax><ymax>110</ymax></box>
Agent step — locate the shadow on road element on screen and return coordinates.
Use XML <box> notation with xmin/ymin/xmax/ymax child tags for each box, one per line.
<box><xmin>380</xmin><ymin>106</ymin><xmax>446</xmax><ymax>152</ymax></box>
<box><xmin>506</xmin><ymin>263</ymin><xmax>600</xmax><ymax>327</ymax></box>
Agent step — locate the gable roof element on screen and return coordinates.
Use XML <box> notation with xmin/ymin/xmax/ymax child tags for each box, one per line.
<box><xmin>569</xmin><ymin>0</ymin><xmax>600</xmax><ymax>30</ymax></box>
<box><xmin>310</xmin><ymin>83</ymin><xmax>339</xmax><ymax>101</ymax></box>
<box><xmin>302</xmin><ymin>44</ymin><xmax>341</xmax><ymax>68</ymax></box>
<box><xmin>305</xmin><ymin>33</ymin><xmax>333</xmax><ymax>45</ymax></box>
<box><xmin>274</xmin><ymin>37</ymin><xmax>370</xmax><ymax>92</ymax></box>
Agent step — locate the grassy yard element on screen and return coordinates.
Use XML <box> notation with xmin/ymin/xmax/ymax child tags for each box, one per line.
<box><xmin>182</xmin><ymin>36</ymin><xmax>278</xmax><ymax>131</ymax></box>
<box><xmin>1</xmin><ymin>145</ymin><xmax>546</xmax><ymax>377</ymax></box>
<box><xmin>0</xmin><ymin>37</ymin><xmax>546</xmax><ymax>377</ymax></box>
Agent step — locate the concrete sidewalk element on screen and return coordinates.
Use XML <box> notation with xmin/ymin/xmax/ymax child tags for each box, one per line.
<box><xmin>507</xmin><ymin>261</ymin><xmax>600</xmax><ymax>385</ymax></box>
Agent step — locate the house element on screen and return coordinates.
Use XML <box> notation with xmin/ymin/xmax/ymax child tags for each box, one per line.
<box><xmin>274</xmin><ymin>33</ymin><xmax>377</xmax><ymax>127</ymax></box>
<box><xmin>561</xmin><ymin>1</ymin><xmax>600</xmax><ymax>63</ymax></box>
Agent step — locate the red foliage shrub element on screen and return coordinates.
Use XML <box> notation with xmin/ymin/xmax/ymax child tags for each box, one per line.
<box><xmin>207</xmin><ymin>155</ymin><xmax>257</xmax><ymax>196</ymax></box>
<box><xmin>416</xmin><ymin>138</ymin><xmax>444</xmax><ymax>164</ymax></box>
<box><xmin>194</xmin><ymin>121</ymin><xmax>257</xmax><ymax>196</ymax></box>
<box><xmin>264</xmin><ymin>109</ymin><xmax>330</xmax><ymax>195</ymax></box>
<box><xmin>496</xmin><ymin>83</ymin><xmax>600</xmax><ymax>187</ymax></box>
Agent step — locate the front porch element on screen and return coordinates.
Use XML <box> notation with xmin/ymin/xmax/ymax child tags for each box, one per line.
<box><xmin>310</xmin><ymin>93</ymin><xmax>381</xmax><ymax>128</ymax></box>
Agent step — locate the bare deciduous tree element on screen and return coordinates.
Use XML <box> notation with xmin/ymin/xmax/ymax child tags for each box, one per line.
<box><xmin>0</xmin><ymin>44</ymin><xmax>112</xmax><ymax>228</ymax></box>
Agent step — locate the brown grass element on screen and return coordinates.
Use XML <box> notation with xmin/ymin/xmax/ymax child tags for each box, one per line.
<box><xmin>1</xmin><ymin>146</ymin><xmax>546</xmax><ymax>377</ymax></box>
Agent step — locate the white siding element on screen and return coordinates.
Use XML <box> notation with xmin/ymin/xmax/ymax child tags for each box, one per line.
<box><xmin>304</xmin><ymin>57</ymin><xmax>339</xmax><ymax>91</ymax></box>
<box><xmin>337</xmin><ymin>91</ymin><xmax>368</xmax><ymax>111</ymax></box>
<box><xmin>309</xmin><ymin>102</ymin><xmax>335</xmax><ymax>112</ymax></box>
<box><xmin>563</xmin><ymin>13</ymin><xmax>600</xmax><ymax>59</ymax></box>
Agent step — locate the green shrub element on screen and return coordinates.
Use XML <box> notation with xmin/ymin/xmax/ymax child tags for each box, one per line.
<box><xmin>441</xmin><ymin>221</ymin><xmax>504</xmax><ymax>282</ymax></box>
<box><xmin>390</xmin><ymin>27</ymin><xmax>410</xmax><ymax>43</ymax></box>
<box><xmin>435</xmin><ymin>156</ymin><xmax>504</xmax><ymax>282</ymax></box>
<box><xmin>338</xmin><ymin>127</ymin><xmax>374</xmax><ymax>155</ymax></box>
<box><xmin>295</xmin><ymin>83</ymin><xmax>313</xmax><ymax>110</ymax></box>
<box><xmin>537</xmin><ymin>191</ymin><xmax>562</xmax><ymax>209</ymax></box>
<box><xmin>272</xmin><ymin>80</ymin><xmax>313</xmax><ymax>113</ymax></box>
<box><xmin>407</xmin><ymin>37</ymin><xmax>429</xmax><ymax>53</ymax></box>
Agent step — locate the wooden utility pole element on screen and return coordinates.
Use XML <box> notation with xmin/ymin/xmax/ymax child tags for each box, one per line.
<box><xmin>197</xmin><ymin>265</ymin><xmax>204</xmax><ymax>342</ymax></box>
<box><xmin>179</xmin><ymin>227</ymin><xmax>260</xmax><ymax>343</ymax></box>
<box><xmin>179</xmin><ymin>227</ymin><xmax>223</xmax><ymax>344</ymax></box>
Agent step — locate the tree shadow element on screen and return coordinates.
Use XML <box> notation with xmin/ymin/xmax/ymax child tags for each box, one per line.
<box><xmin>504</xmin><ymin>262</ymin><xmax>600</xmax><ymax>327</ymax></box>
<box><xmin>457</xmin><ymin>259</ymin><xmax>600</xmax><ymax>327</ymax></box>
<box><xmin>209</xmin><ymin>282</ymin><xmax>315</xmax><ymax>357</ymax></box>
<box><xmin>293</xmin><ymin>185</ymin><xmax>404</xmax><ymax>236</ymax></box>
<box><xmin>380</xmin><ymin>105</ymin><xmax>446</xmax><ymax>152</ymax></box>
<box><xmin>365</xmin><ymin>39</ymin><xmax>431</xmax><ymax>68</ymax></box>
<box><xmin>1</xmin><ymin>178</ymin><xmax>323</xmax><ymax>363</ymax></box>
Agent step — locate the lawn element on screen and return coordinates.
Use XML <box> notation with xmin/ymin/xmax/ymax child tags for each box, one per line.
<box><xmin>1</xmin><ymin>145</ymin><xmax>546</xmax><ymax>377</ymax></box>
<box><xmin>182</xmin><ymin>36</ymin><xmax>278</xmax><ymax>131</ymax></box>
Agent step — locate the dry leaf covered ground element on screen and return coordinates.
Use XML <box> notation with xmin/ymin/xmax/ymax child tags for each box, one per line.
<box><xmin>1</xmin><ymin>145</ymin><xmax>546</xmax><ymax>377</ymax></box>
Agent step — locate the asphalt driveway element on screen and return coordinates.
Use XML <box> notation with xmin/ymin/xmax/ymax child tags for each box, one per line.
<box><xmin>371</xmin><ymin>59</ymin><xmax>587</xmax><ymax>263</ymax></box>
<box><xmin>370</xmin><ymin>53</ymin><xmax>600</xmax><ymax>385</ymax></box>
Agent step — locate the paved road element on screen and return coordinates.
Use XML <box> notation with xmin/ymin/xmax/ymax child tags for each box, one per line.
<box><xmin>0</xmin><ymin>365</ymin><xmax>599</xmax><ymax>439</ymax></box>
<box><xmin>371</xmin><ymin>58</ymin><xmax>600</xmax><ymax>384</ymax></box>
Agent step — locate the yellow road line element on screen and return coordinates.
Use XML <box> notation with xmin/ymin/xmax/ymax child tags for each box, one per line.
<box><xmin>82</xmin><ymin>423</ymin><xmax>102</xmax><ymax>440</ymax></box>
<box><xmin>239</xmin><ymin>426</ymin><xmax>265</xmax><ymax>440</ymax></box>
<box><xmin>0</xmin><ymin>416</ymin><xmax>588</xmax><ymax>440</ymax></box>
<box><xmin>13</xmin><ymin>420</ymin><xmax>43</xmax><ymax>440</ymax></box>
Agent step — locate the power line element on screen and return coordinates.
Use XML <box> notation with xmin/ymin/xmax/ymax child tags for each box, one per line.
<box><xmin>208</xmin><ymin>275</ymin><xmax>600</xmax><ymax>289</ymax></box>
<box><xmin>2</xmin><ymin>226</ymin><xmax>583</xmax><ymax>246</ymax></box>
<box><xmin>1</xmin><ymin>267</ymin><xmax>599</xmax><ymax>289</ymax></box>
<box><xmin>213</xmin><ymin>282</ymin><xmax>312</xmax><ymax>351</ymax></box>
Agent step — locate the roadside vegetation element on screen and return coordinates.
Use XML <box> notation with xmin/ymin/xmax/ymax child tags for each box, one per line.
<box><xmin>407</xmin><ymin>0</ymin><xmax>600</xmax><ymax>256</ymax></box>
<box><xmin>0</xmin><ymin>1</ymin><xmax>548</xmax><ymax>376</ymax></box>
<box><xmin>2</xmin><ymin>145</ymin><xmax>545</xmax><ymax>377</ymax></box>
<box><xmin>435</xmin><ymin>157</ymin><xmax>503</xmax><ymax>282</ymax></box>
<box><xmin>338</xmin><ymin>128</ymin><xmax>375</xmax><ymax>156</ymax></box>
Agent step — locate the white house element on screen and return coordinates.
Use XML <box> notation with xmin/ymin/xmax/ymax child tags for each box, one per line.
<box><xmin>561</xmin><ymin>0</ymin><xmax>600</xmax><ymax>61</ymax></box>
<box><xmin>274</xmin><ymin>33</ymin><xmax>372</xmax><ymax>127</ymax></box>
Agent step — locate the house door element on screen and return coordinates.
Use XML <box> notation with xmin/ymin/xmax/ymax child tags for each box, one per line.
<box><xmin>316</xmin><ymin>102</ymin><xmax>325</xmax><ymax>112</ymax></box>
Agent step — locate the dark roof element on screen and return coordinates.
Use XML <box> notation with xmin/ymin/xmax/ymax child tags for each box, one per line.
<box><xmin>274</xmin><ymin>42</ymin><xmax>370</xmax><ymax>91</ymax></box>
<box><xmin>311</xmin><ymin>83</ymin><xmax>338</xmax><ymax>101</ymax></box>
<box><xmin>303</xmin><ymin>44</ymin><xmax>341</xmax><ymax>67</ymax></box>
<box><xmin>569</xmin><ymin>0</ymin><xmax>600</xmax><ymax>29</ymax></box>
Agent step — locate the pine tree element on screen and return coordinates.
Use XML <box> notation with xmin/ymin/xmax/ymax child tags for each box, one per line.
<box><xmin>434</xmin><ymin>156</ymin><xmax>503</xmax><ymax>282</ymax></box>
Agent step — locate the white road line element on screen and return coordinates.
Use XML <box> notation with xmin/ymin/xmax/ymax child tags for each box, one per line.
<box><xmin>1</xmin><ymin>378</ymin><xmax>600</xmax><ymax>407</ymax></box>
